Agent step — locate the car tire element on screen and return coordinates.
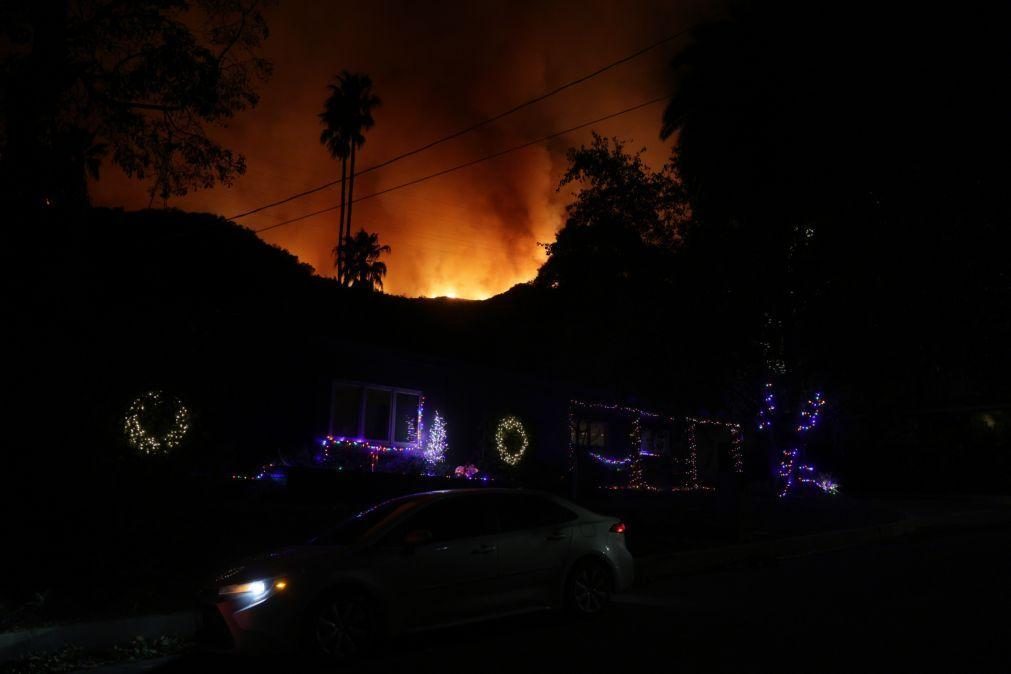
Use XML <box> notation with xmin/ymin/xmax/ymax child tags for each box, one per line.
<box><xmin>303</xmin><ymin>589</ymin><xmax>378</xmax><ymax>663</ymax></box>
<box><xmin>565</xmin><ymin>558</ymin><xmax>613</xmax><ymax>616</ymax></box>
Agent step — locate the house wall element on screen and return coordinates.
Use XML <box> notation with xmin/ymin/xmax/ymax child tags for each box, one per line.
<box><xmin>319</xmin><ymin>341</ymin><xmax>575</xmax><ymax>481</ymax></box>
<box><xmin>318</xmin><ymin>340</ymin><xmax>744</xmax><ymax>493</ymax></box>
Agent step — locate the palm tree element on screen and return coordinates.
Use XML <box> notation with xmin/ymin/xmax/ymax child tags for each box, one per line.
<box><xmin>318</xmin><ymin>71</ymin><xmax>381</xmax><ymax>286</ymax></box>
<box><xmin>337</xmin><ymin>228</ymin><xmax>391</xmax><ymax>291</ymax></box>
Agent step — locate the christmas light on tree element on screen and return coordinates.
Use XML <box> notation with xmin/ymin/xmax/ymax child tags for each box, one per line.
<box><xmin>424</xmin><ymin>411</ymin><xmax>448</xmax><ymax>466</ymax></box>
<box><xmin>759</xmin><ymin>384</ymin><xmax>838</xmax><ymax>497</ymax></box>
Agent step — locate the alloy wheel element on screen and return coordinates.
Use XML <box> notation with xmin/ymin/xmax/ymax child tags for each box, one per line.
<box><xmin>313</xmin><ymin>596</ymin><xmax>372</xmax><ymax>659</ymax></box>
<box><xmin>571</xmin><ymin>562</ymin><xmax>611</xmax><ymax>614</ymax></box>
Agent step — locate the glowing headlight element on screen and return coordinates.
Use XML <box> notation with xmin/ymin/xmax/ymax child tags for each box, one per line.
<box><xmin>218</xmin><ymin>578</ymin><xmax>287</xmax><ymax>602</ymax></box>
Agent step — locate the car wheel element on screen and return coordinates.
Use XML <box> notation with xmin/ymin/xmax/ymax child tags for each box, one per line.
<box><xmin>306</xmin><ymin>591</ymin><xmax>376</xmax><ymax>662</ymax></box>
<box><xmin>566</xmin><ymin>559</ymin><xmax>613</xmax><ymax>615</ymax></box>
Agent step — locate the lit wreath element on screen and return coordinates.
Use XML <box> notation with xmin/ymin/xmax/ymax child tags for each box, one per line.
<box><xmin>495</xmin><ymin>416</ymin><xmax>528</xmax><ymax>466</ymax></box>
<box><xmin>124</xmin><ymin>391</ymin><xmax>191</xmax><ymax>455</ymax></box>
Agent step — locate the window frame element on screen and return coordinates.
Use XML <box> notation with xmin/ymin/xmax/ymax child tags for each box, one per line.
<box><xmin>571</xmin><ymin>417</ymin><xmax>608</xmax><ymax>448</ymax></box>
<box><xmin>329</xmin><ymin>380</ymin><xmax>423</xmax><ymax>446</ymax></box>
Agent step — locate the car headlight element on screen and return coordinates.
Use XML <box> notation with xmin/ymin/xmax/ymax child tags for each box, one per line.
<box><xmin>218</xmin><ymin>577</ymin><xmax>288</xmax><ymax>605</ymax></box>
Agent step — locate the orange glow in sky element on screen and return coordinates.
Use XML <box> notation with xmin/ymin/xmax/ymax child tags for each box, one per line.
<box><xmin>90</xmin><ymin>1</ymin><xmax>704</xmax><ymax>299</ymax></box>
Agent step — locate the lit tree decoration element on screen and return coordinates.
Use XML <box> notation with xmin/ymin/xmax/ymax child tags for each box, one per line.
<box><xmin>495</xmin><ymin>416</ymin><xmax>529</xmax><ymax>466</ymax></box>
<box><xmin>816</xmin><ymin>474</ymin><xmax>840</xmax><ymax>495</ymax></box>
<box><xmin>795</xmin><ymin>392</ymin><xmax>826</xmax><ymax>432</ymax></box>
<box><xmin>757</xmin><ymin>383</ymin><xmax>776</xmax><ymax>430</ymax></box>
<box><xmin>424</xmin><ymin>411</ymin><xmax>448</xmax><ymax>466</ymax></box>
<box><xmin>123</xmin><ymin>391</ymin><xmax>190</xmax><ymax>455</ymax></box>
<box><xmin>759</xmin><ymin>385</ymin><xmax>838</xmax><ymax>497</ymax></box>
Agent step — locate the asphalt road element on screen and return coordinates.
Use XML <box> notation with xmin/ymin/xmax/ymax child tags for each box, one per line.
<box><xmin>153</xmin><ymin>526</ymin><xmax>1011</xmax><ymax>673</ymax></box>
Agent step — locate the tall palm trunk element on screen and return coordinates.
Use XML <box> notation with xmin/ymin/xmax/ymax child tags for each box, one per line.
<box><xmin>337</xmin><ymin>156</ymin><xmax>348</xmax><ymax>285</ymax></box>
<box><xmin>346</xmin><ymin>144</ymin><xmax>358</xmax><ymax>268</ymax></box>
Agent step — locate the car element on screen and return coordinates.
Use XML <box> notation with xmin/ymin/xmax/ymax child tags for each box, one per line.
<box><xmin>198</xmin><ymin>488</ymin><xmax>634</xmax><ymax>660</ymax></box>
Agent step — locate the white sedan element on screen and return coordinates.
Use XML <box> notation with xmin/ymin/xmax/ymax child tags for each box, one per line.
<box><xmin>200</xmin><ymin>488</ymin><xmax>634</xmax><ymax>660</ymax></box>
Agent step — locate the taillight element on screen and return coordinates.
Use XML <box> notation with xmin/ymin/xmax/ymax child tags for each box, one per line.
<box><xmin>610</xmin><ymin>522</ymin><xmax>626</xmax><ymax>534</ymax></box>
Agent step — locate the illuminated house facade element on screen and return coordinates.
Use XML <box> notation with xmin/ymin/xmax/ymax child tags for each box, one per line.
<box><xmin>569</xmin><ymin>401</ymin><xmax>743</xmax><ymax>493</ymax></box>
<box><xmin>310</xmin><ymin>344</ymin><xmax>744</xmax><ymax>493</ymax></box>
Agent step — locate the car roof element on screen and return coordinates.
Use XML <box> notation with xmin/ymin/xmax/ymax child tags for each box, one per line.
<box><xmin>404</xmin><ymin>487</ymin><xmax>556</xmax><ymax>499</ymax></box>
<box><xmin>371</xmin><ymin>487</ymin><xmax>570</xmax><ymax>509</ymax></box>
<box><xmin>398</xmin><ymin>487</ymin><xmax>597</xmax><ymax>516</ymax></box>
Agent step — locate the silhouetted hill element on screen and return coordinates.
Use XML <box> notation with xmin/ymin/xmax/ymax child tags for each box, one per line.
<box><xmin>5</xmin><ymin>208</ymin><xmax>573</xmax><ymax>473</ymax></box>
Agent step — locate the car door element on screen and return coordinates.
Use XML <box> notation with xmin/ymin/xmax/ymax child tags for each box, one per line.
<box><xmin>489</xmin><ymin>494</ymin><xmax>579</xmax><ymax>610</ymax></box>
<box><xmin>383</xmin><ymin>493</ymin><xmax>500</xmax><ymax>627</ymax></box>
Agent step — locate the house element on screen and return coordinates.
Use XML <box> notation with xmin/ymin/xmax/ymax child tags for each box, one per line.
<box><xmin>308</xmin><ymin>343</ymin><xmax>744</xmax><ymax>495</ymax></box>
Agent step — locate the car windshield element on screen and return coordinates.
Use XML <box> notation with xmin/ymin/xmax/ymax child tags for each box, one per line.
<box><xmin>309</xmin><ymin>497</ymin><xmax>422</xmax><ymax>546</ymax></box>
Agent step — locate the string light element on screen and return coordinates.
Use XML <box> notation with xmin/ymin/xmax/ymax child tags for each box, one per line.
<box><xmin>231</xmin><ymin>461</ymin><xmax>286</xmax><ymax>481</ymax></box>
<box><xmin>495</xmin><ymin>416</ymin><xmax>529</xmax><ymax>466</ymax></box>
<box><xmin>569</xmin><ymin>400</ymin><xmax>744</xmax><ymax>492</ymax></box>
<box><xmin>424</xmin><ymin>411</ymin><xmax>448</xmax><ymax>466</ymax></box>
<box><xmin>816</xmin><ymin>474</ymin><xmax>840</xmax><ymax>494</ymax></box>
<box><xmin>123</xmin><ymin>391</ymin><xmax>190</xmax><ymax>455</ymax></box>
<box><xmin>759</xmin><ymin>386</ymin><xmax>838</xmax><ymax>497</ymax></box>
<box><xmin>627</xmin><ymin>418</ymin><xmax>647</xmax><ymax>489</ymax></box>
<box><xmin>588</xmin><ymin>452</ymin><xmax>631</xmax><ymax>467</ymax></box>
<box><xmin>317</xmin><ymin>395</ymin><xmax>426</xmax><ymax>466</ymax></box>
<box><xmin>796</xmin><ymin>392</ymin><xmax>826</xmax><ymax>432</ymax></box>
<box><xmin>758</xmin><ymin>382</ymin><xmax>776</xmax><ymax>430</ymax></box>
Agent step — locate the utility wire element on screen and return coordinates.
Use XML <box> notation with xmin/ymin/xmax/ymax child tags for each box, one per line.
<box><xmin>230</xmin><ymin>28</ymin><xmax>690</xmax><ymax>221</ymax></box>
<box><xmin>254</xmin><ymin>94</ymin><xmax>671</xmax><ymax>234</ymax></box>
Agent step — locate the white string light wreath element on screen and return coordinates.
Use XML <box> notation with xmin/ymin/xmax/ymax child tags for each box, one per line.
<box><xmin>495</xmin><ymin>415</ymin><xmax>528</xmax><ymax>466</ymax></box>
<box><xmin>124</xmin><ymin>391</ymin><xmax>191</xmax><ymax>455</ymax></box>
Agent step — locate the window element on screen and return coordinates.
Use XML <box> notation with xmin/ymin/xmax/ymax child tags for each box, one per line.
<box><xmin>394</xmin><ymin>393</ymin><xmax>420</xmax><ymax>443</ymax></box>
<box><xmin>641</xmin><ymin>426</ymin><xmax>671</xmax><ymax>456</ymax></box>
<box><xmin>363</xmin><ymin>389</ymin><xmax>391</xmax><ymax>440</ymax></box>
<box><xmin>403</xmin><ymin>495</ymin><xmax>497</xmax><ymax>543</ymax></box>
<box><xmin>331</xmin><ymin>384</ymin><xmax>362</xmax><ymax>437</ymax></box>
<box><xmin>572</xmin><ymin>418</ymin><xmax>607</xmax><ymax>447</ymax></box>
<box><xmin>329</xmin><ymin>381</ymin><xmax>422</xmax><ymax>444</ymax></box>
<box><xmin>495</xmin><ymin>494</ymin><xmax>578</xmax><ymax>532</ymax></box>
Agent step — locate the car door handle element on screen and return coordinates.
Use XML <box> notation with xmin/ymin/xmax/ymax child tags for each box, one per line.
<box><xmin>471</xmin><ymin>544</ymin><xmax>496</xmax><ymax>554</ymax></box>
<box><xmin>546</xmin><ymin>531</ymin><xmax>567</xmax><ymax>541</ymax></box>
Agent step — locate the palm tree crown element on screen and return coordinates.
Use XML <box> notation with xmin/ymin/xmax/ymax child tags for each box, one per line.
<box><xmin>337</xmin><ymin>228</ymin><xmax>391</xmax><ymax>291</ymax></box>
<box><xmin>318</xmin><ymin>71</ymin><xmax>381</xmax><ymax>160</ymax></box>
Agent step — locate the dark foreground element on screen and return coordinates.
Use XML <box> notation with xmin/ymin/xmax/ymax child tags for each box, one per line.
<box><xmin>154</xmin><ymin>526</ymin><xmax>1011</xmax><ymax>673</ymax></box>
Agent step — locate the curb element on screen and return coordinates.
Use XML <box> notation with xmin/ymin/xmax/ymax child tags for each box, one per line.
<box><xmin>636</xmin><ymin>510</ymin><xmax>1011</xmax><ymax>581</ymax></box>
<box><xmin>71</xmin><ymin>655</ymin><xmax>176</xmax><ymax>674</ymax></box>
<box><xmin>0</xmin><ymin>611</ymin><xmax>198</xmax><ymax>664</ymax></box>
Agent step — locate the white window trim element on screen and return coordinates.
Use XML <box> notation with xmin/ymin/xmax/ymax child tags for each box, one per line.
<box><xmin>330</xmin><ymin>380</ymin><xmax>423</xmax><ymax>446</ymax></box>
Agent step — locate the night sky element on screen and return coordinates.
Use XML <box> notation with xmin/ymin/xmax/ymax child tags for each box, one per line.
<box><xmin>90</xmin><ymin>0</ymin><xmax>713</xmax><ymax>298</ymax></box>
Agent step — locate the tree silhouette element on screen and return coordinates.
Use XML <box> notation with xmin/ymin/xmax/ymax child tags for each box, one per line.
<box><xmin>0</xmin><ymin>0</ymin><xmax>273</xmax><ymax>209</ymax></box>
<box><xmin>657</xmin><ymin>1</ymin><xmax>1011</xmax><ymax>483</ymax></box>
<box><xmin>319</xmin><ymin>71</ymin><xmax>381</xmax><ymax>286</ymax></box>
<box><xmin>536</xmin><ymin>133</ymin><xmax>688</xmax><ymax>292</ymax></box>
<box><xmin>337</xmin><ymin>228</ymin><xmax>390</xmax><ymax>292</ymax></box>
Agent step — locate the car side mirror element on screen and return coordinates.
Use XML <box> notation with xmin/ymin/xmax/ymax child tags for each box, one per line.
<box><xmin>403</xmin><ymin>529</ymin><xmax>433</xmax><ymax>549</ymax></box>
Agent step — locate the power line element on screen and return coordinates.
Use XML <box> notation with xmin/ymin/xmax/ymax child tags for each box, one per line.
<box><xmin>230</xmin><ymin>28</ymin><xmax>691</xmax><ymax>221</ymax></box>
<box><xmin>253</xmin><ymin>94</ymin><xmax>671</xmax><ymax>234</ymax></box>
